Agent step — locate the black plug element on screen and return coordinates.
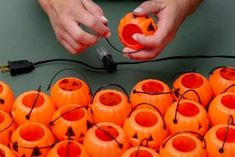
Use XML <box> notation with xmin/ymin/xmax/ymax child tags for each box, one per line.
<box><xmin>0</xmin><ymin>60</ymin><xmax>35</xmax><ymax>76</ymax></box>
<box><xmin>97</xmin><ymin>47</ymin><xmax>117</xmax><ymax>72</ymax></box>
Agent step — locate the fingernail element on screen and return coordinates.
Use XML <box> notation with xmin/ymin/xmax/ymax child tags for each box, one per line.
<box><xmin>106</xmin><ymin>32</ymin><xmax>111</xmax><ymax>38</ymax></box>
<box><xmin>133</xmin><ymin>7</ymin><xmax>143</xmax><ymax>14</ymax></box>
<box><xmin>132</xmin><ymin>34</ymin><xmax>138</xmax><ymax>41</ymax></box>
<box><xmin>101</xmin><ymin>16</ymin><xmax>109</xmax><ymax>24</ymax></box>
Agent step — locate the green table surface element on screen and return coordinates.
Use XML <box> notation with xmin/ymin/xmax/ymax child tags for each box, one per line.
<box><xmin>0</xmin><ymin>0</ymin><xmax>235</xmax><ymax>96</ymax></box>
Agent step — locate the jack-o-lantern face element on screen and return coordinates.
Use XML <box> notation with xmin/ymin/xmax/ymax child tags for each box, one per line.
<box><xmin>209</xmin><ymin>67</ymin><xmax>235</xmax><ymax>96</ymax></box>
<box><xmin>160</xmin><ymin>132</ymin><xmax>207</xmax><ymax>157</ymax></box>
<box><xmin>84</xmin><ymin>122</ymin><xmax>128</xmax><ymax>157</ymax></box>
<box><xmin>0</xmin><ymin>144</ymin><xmax>15</xmax><ymax>157</ymax></box>
<box><xmin>205</xmin><ymin>124</ymin><xmax>235</xmax><ymax>157</ymax></box>
<box><xmin>121</xmin><ymin>146</ymin><xmax>159</xmax><ymax>157</ymax></box>
<box><xmin>50</xmin><ymin>77</ymin><xmax>91</xmax><ymax>108</ymax></box>
<box><xmin>0</xmin><ymin>81</ymin><xmax>14</xmax><ymax>113</ymax></box>
<box><xmin>118</xmin><ymin>13</ymin><xmax>157</xmax><ymax>50</ymax></box>
<box><xmin>173</xmin><ymin>72</ymin><xmax>212</xmax><ymax>107</ymax></box>
<box><xmin>10</xmin><ymin>122</ymin><xmax>55</xmax><ymax>157</ymax></box>
<box><xmin>130</xmin><ymin>79</ymin><xmax>173</xmax><ymax>115</ymax></box>
<box><xmin>47</xmin><ymin>140</ymin><xmax>89</xmax><ymax>157</ymax></box>
<box><xmin>164</xmin><ymin>99</ymin><xmax>209</xmax><ymax>135</ymax></box>
<box><xmin>0</xmin><ymin>110</ymin><xmax>15</xmax><ymax>145</ymax></box>
<box><xmin>50</xmin><ymin>104</ymin><xmax>92</xmax><ymax>142</ymax></box>
<box><xmin>123</xmin><ymin>103</ymin><xmax>168</xmax><ymax>150</ymax></box>
<box><xmin>208</xmin><ymin>92</ymin><xmax>235</xmax><ymax>126</ymax></box>
<box><xmin>12</xmin><ymin>90</ymin><xmax>55</xmax><ymax>125</ymax></box>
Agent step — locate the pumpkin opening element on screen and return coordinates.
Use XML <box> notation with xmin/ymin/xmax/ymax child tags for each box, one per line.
<box><xmin>142</xmin><ymin>81</ymin><xmax>164</xmax><ymax>93</ymax></box>
<box><xmin>135</xmin><ymin>111</ymin><xmax>158</xmax><ymax>127</ymax></box>
<box><xmin>59</xmin><ymin>78</ymin><xmax>82</xmax><ymax>91</ymax></box>
<box><xmin>61</xmin><ymin>107</ymin><xmax>85</xmax><ymax>121</ymax></box>
<box><xmin>0</xmin><ymin>148</ymin><xmax>5</xmax><ymax>156</ymax></box>
<box><xmin>99</xmin><ymin>92</ymin><xmax>122</xmax><ymax>106</ymax></box>
<box><xmin>216</xmin><ymin>127</ymin><xmax>235</xmax><ymax>143</ymax></box>
<box><xmin>220</xmin><ymin>68</ymin><xmax>235</xmax><ymax>81</ymax></box>
<box><xmin>0</xmin><ymin>112</ymin><xmax>5</xmax><ymax>124</ymax></box>
<box><xmin>57</xmin><ymin>141</ymin><xmax>81</xmax><ymax>157</ymax></box>
<box><xmin>95</xmin><ymin>125</ymin><xmax>119</xmax><ymax>141</ymax></box>
<box><xmin>22</xmin><ymin>93</ymin><xmax>45</xmax><ymax>108</ymax></box>
<box><xmin>20</xmin><ymin>123</ymin><xmax>45</xmax><ymax>142</ymax></box>
<box><xmin>178</xmin><ymin>102</ymin><xmax>199</xmax><ymax>117</ymax></box>
<box><xmin>181</xmin><ymin>74</ymin><xmax>203</xmax><ymax>89</ymax></box>
<box><xmin>172</xmin><ymin>136</ymin><xmax>196</xmax><ymax>152</ymax></box>
<box><xmin>221</xmin><ymin>95</ymin><xmax>235</xmax><ymax>109</ymax></box>
<box><xmin>122</xmin><ymin>24</ymin><xmax>143</xmax><ymax>45</ymax></box>
<box><xmin>130</xmin><ymin>150</ymin><xmax>153</xmax><ymax>157</ymax></box>
<box><xmin>0</xmin><ymin>84</ymin><xmax>3</xmax><ymax>93</ymax></box>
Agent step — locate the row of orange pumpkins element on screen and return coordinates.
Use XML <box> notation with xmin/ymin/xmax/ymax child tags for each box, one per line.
<box><xmin>0</xmin><ymin>66</ymin><xmax>234</xmax><ymax>157</ymax></box>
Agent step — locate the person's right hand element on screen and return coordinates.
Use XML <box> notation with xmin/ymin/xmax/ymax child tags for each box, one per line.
<box><xmin>39</xmin><ymin>0</ymin><xmax>111</xmax><ymax>54</ymax></box>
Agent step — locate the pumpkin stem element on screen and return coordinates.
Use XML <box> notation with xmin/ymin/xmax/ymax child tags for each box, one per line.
<box><xmin>222</xmin><ymin>84</ymin><xmax>235</xmax><ymax>94</ymax></box>
<box><xmin>173</xmin><ymin>89</ymin><xmax>201</xmax><ymax>124</ymax></box>
<box><xmin>161</xmin><ymin>131</ymin><xmax>206</xmax><ymax>149</ymax></box>
<box><xmin>219</xmin><ymin>115</ymin><xmax>234</xmax><ymax>153</ymax></box>
<box><xmin>90</xmin><ymin>83</ymin><xmax>129</xmax><ymax>104</ymax></box>
<box><xmin>128</xmin><ymin>103</ymin><xmax>167</xmax><ymax>130</ymax></box>
<box><xmin>46</xmin><ymin>68</ymin><xmax>90</xmax><ymax>92</ymax></box>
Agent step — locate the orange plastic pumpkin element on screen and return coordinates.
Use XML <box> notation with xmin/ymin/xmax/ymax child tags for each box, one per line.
<box><xmin>208</xmin><ymin>92</ymin><xmax>235</xmax><ymax>126</ymax></box>
<box><xmin>84</xmin><ymin>122</ymin><xmax>128</xmax><ymax>157</ymax></box>
<box><xmin>0</xmin><ymin>110</ymin><xmax>15</xmax><ymax>145</ymax></box>
<box><xmin>50</xmin><ymin>104</ymin><xmax>92</xmax><ymax>142</ymax></box>
<box><xmin>123</xmin><ymin>103</ymin><xmax>168</xmax><ymax>150</ymax></box>
<box><xmin>160</xmin><ymin>132</ymin><xmax>207</xmax><ymax>157</ymax></box>
<box><xmin>0</xmin><ymin>81</ymin><xmax>14</xmax><ymax>113</ymax></box>
<box><xmin>0</xmin><ymin>144</ymin><xmax>16</xmax><ymax>157</ymax></box>
<box><xmin>10</xmin><ymin>122</ymin><xmax>55</xmax><ymax>157</ymax></box>
<box><xmin>130</xmin><ymin>79</ymin><xmax>173</xmax><ymax>115</ymax></box>
<box><xmin>118</xmin><ymin>13</ymin><xmax>157</xmax><ymax>50</ymax></box>
<box><xmin>121</xmin><ymin>146</ymin><xmax>159</xmax><ymax>157</ymax></box>
<box><xmin>50</xmin><ymin>77</ymin><xmax>91</xmax><ymax>108</ymax></box>
<box><xmin>12</xmin><ymin>90</ymin><xmax>55</xmax><ymax>125</ymax></box>
<box><xmin>173</xmin><ymin>72</ymin><xmax>212</xmax><ymax>107</ymax></box>
<box><xmin>205</xmin><ymin>123</ymin><xmax>235</xmax><ymax>157</ymax></box>
<box><xmin>90</xmin><ymin>84</ymin><xmax>131</xmax><ymax>126</ymax></box>
<box><xmin>47</xmin><ymin>140</ymin><xmax>89</xmax><ymax>157</ymax></box>
<box><xmin>164</xmin><ymin>99</ymin><xmax>209</xmax><ymax>135</ymax></box>
<box><xmin>209</xmin><ymin>67</ymin><xmax>235</xmax><ymax>96</ymax></box>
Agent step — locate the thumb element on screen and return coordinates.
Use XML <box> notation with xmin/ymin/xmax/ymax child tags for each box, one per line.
<box><xmin>133</xmin><ymin>0</ymin><xmax>163</xmax><ymax>16</ymax></box>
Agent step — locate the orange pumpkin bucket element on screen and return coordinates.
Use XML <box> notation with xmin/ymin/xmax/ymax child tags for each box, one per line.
<box><xmin>10</xmin><ymin>122</ymin><xmax>55</xmax><ymax>157</ymax></box>
<box><xmin>164</xmin><ymin>99</ymin><xmax>209</xmax><ymax>135</ymax></box>
<box><xmin>205</xmin><ymin>117</ymin><xmax>235</xmax><ymax>157</ymax></box>
<box><xmin>121</xmin><ymin>146</ymin><xmax>159</xmax><ymax>157</ymax></box>
<box><xmin>84</xmin><ymin>122</ymin><xmax>128</xmax><ymax>157</ymax></box>
<box><xmin>90</xmin><ymin>84</ymin><xmax>131</xmax><ymax>126</ymax></box>
<box><xmin>0</xmin><ymin>144</ymin><xmax>16</xmax><ymax>157</ymax></box>
<box><xmin>118</xmin><ymin>13</ymin><xmax>157</xmax><ymax>50</ymax></box>
<box><xmin>130</xmin><ymin>79</ymin><xmax>173</xmax><ymax>115</ymax></box>
<box><xmin>173</xmin><ymin>72</ymin><xmax>212</xmax><ymax>107</ymax></box>
<box><xmin>209</xmin><ymin>67</ymin><xmax>235</xmax><ymax>96</ymax></box>
<box><xmin>50</xmin><ymin>77</ymin><xmax>91</xmax><ymax>108</ymax></box>
<box><xmin>12</xmin><ymin>86</ymin><xmax>55</xmax><ymax>125</ymax></box>
<box><xmin>50</xmin><ymin>104</ymin><xmax>92</xmax><ymax>142</ymax></box>
<box><xmin>0</xmin><ymin>110</ymin><xmax>15</xmax><ymax>145</ymax></box>
<box><xmin>159</xmin><ymin>132</ymin><xmax>207</xmax><ymax>157</ymax></box>
<box><xmin>208</xmin><ymin>92</ymin><xmax>235</xmax><ymax>126</ymax></box>
<box><xmin>0</xmin><ymin>81</ymin><xmax>14</xmax><ymax>113</ymax></box>
<box><xmin>47</xmin><ymin>140</ymin><xmax>89</xmax><ymax>157</ymax></box>
<box><xmin>123</xmin><ymin>103</ymin><xmax>168</xmax><ymax>150</ymax></box>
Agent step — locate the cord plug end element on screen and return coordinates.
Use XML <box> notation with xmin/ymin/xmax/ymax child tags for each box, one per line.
<box><xmin>1</xmin><ymin>60</ymin><xmax>35</xmax><ymax>76</ymax></box>
<box><xmin>97</xmin><ymin>47</ymin><xmax>117</xmax><ymax>72</ymax></box>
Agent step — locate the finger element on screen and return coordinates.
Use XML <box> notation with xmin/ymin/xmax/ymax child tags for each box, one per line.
<box><xmin>60</xmin><ymin>39</ymin><xmax>77</xmax><ymax>54</ymax></box>
<box><xmin>133</xmin><ymin>0</ymin><xmax>163</xmax><ymax>16</ymax></box>
<box><xmin>60</xmin><ymin>20</ymin><xmax>99</xmax><ymax>46</ymax></box>
<box><xmin>75</xmin><ymin>8</ymin><xmax>111</xmax><ymax>37</ymax></box>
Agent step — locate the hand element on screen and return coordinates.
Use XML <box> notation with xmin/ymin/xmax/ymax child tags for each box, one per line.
<box><xmin>124</xmin><ymin>0</ymin><xmax>203</xmax><ymax>61</ymax></box>
<box><xmin>39</xmin><ymin>0</ymin><xmax>111</xmax><ymax>54</ymax></box>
